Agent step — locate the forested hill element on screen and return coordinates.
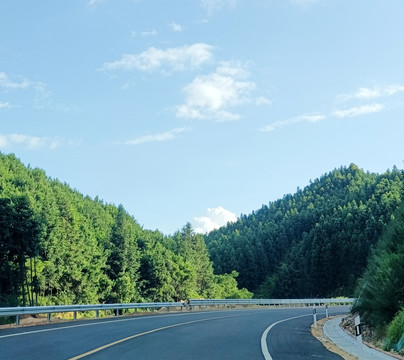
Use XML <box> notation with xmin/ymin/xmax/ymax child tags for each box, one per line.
<box><xmin>0</xmin><ymin>153</ymin><xmax>250</xmax><ymax>308</ymax></box>
<box><xmin>205</xmin><ymin>164</ymin><xmax>404</xmax><ymax>298</ymax></box>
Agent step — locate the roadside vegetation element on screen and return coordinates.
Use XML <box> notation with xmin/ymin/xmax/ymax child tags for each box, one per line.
<box><xmin>0</xmin><ymin>153</ymin><xmax>402</xmax><ymax>353</ymax></box>
<box><xmin>0</xmin><ymin>153</ymin><xmax>251</xmax><ymax>318</ymax></box>
<box><xmin>353</xmin><ymin>200</ymin><xmax>404</xmax><ymax>354</ymax></box>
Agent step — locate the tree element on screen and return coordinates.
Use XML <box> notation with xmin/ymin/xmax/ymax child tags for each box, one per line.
<box><xmin>0</xmin><ymin>196</ymin><xmax>40</xmax><ymax>306</ymax></box>
<box><xmin>353</xmin><ymin>200</ymin><xmax>404</xmax><ymax>330</ymax></box>
<box><xmin>105</xmin><ymin>205</ymin><xmax>141</xmax><ymax>303</ymax></box>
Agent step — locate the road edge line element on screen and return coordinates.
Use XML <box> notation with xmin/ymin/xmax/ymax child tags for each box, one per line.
<box><xmin>261</xmin><ymin>313</ymin><xmax>312</xmax><ymax>360</ymax></box>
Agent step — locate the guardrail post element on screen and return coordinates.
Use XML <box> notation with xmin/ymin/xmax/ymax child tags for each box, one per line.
<box><xmin>47</xmin><ymin>313</ymin><xmax>51</xmax><ymax>324</ymax></box>
<box><xmin>73</xmin><ymin>311</ymin><xmax>77</xmax><ymax>320</ymax></box>
<box><xmin>355</xmin><ymin>315</ymin><xmax>364</xmax><ymax>360</ymax></box>
<box><xmin>96</xmin><ymin>310</ymin><xmax>99</xmax><ymax>318</ymax></box>
<box><xmin>313</xmin><ymin>307</ymin><xmax>317</xmax><ymax>328</ymax></box>
<box><xmin>16</xmin><ymin>315</ymin><xmax>20</xmax><ymax>326</ymax></box>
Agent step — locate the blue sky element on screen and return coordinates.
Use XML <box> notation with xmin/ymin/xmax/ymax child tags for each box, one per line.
<box><xmin>1</xmin><ymin>0</ymin><xmax>404</xmax><ymax>234</ymax></box>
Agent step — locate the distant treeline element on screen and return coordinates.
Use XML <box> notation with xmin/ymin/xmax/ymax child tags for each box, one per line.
<box><xmin>0</xmin><ymin>153</ymin><xmax>251</xmax><ymax>308</ymax></box>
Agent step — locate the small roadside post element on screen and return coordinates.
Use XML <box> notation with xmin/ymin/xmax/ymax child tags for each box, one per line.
<box><xmin>313</xmin><ymin>307</ymin><xmax>317</xmax><ymax>328</ymax></box>
<box><xmin>325</xmin><ymin>304</ymin><xmax>329</xmax><ymax>318</ymax></box>
<box><xmin>355</xmin><ymin>314</ymin><xmax>364</xmax><ymax>360</ymax></box>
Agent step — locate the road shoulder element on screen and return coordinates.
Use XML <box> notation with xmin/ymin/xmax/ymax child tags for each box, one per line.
<box><xmin>311</xmin><ymin>316</ymin><xmax>356</xmax><ymax>360</ymax></box>
<box><xmin>312</xmin><ymin>316</ymin><xmax>403</xmax><ymax>360</ymax></box>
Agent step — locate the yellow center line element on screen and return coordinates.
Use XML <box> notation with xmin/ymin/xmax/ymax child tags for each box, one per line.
<box><xmin>69</xmin><ymin>314</ymin><xmax>237</xmax><ymax>359</ymax></box>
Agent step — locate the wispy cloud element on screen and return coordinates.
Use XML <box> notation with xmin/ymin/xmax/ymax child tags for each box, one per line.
<box><xmin>192</xmin><ymin>206</ymin><xmax>237</xmax><ymax>234</ymax></box>
<box><xmin>33</xmin><ymin>82</ymin><xmax>76</xmax><ymax>112</ymax></box>
<box><xmin>200</xmin><ymin>0</ymin><xmax>237</xmax><ymax>14</ymax></box>
<box><xmin>141</xmin><ymin>29</ymin><xmax>157</xmax><ymax>37</ymax></box>
<box><xmin>255</xmin><ymin>96</ymin><xmax>272</xmax><ymax>106</ymax></box>
<box><xmin>338</xmin><ymin>85</ymin><xmax>404</xmax><ymax>101</ymax></box>
<box><xmin>0</xmin><ymin>133</ymin><xmax>71</xmax><ymax>150</ymax></box>
<box><xmin>261</xmin><ymin>83</ymin><xmax>396</xmax><ymax>134</ymax></box>
<box><xmin>176</xmin><ymin>62</ymin><xmax>256</xmax><ymax>121</ymax></box>
<box><xmin>260</xmin><ymin>104</ymin><xmax>384</xmax><ymax>133</ymax></box>
<box><xmin>121</xmin><ymin>127</ymin><xmax>190</xmax><ymax>146</ymax></box>
<box><xmin>0</xmin><ymin>72</ymin><xmax>30</xmax><ymax>90</ymax></box>
<box><xmin>332</xmin><ymin>103</ymin><xmax>385</xmax><ymax>118</ymax></box>
<box><xmin>0</xmin><ymin>72</ymin><xmax>75</xmax><ymax>111</ymax></box>
<box><xmin>100</xmin><ymin>43</ymin><xmax>214</xmax><ymax>73</ymax></box>
<box><xmin>260</xmin><ymin>114</ymin><xmax>325</xmax><ymax>133</ymax></box>
<box><xmin>169</xmin><ymin>21</ymin><xmax>183</xmax><ymax>32</ymax></box>
<box><xmin>0</xmin><ymin>102</ymin><xmax>12</xmax><ymax>109</ymax></box>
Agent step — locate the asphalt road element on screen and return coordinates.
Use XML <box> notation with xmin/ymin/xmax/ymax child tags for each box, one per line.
<box><xmin>0</xmin><ymin>306</ymin><xmax>350</xmax><ymax>359</ymax></box>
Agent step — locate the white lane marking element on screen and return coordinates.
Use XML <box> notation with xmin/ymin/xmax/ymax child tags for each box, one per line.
<box><xmin>261</xmin><ymin>313</ymin><xmax>312</xmax><ymax>360</ymax></box>
<box><xmin>0</xmin><ymin>311</ymin><xmax>232</xmax><ymax>339</ymax></box>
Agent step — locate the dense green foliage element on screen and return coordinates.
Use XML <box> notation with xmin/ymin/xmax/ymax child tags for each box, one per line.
<box><xmin>385</xmin><ymin>309</ymin><xmax>404</xmax><ymax>353</ymax></box>
<box><xmin>2</xmin><ymin>152</ymin><xmax>402</xmax><ymax>347</ymax></box>
<box><xmin>353</xmin><ymin>200</ymin><xmax>404</xmax><ymax>351</ymax></box>
<box><xmin>205</xmin><ymin>164</ymin><xmax>404</xmax><ymax>298</ymax></box>
<box><xmin>0</xmin><ymin>153</ymin><xmax>250</xmax><ymax>307</ymax></box>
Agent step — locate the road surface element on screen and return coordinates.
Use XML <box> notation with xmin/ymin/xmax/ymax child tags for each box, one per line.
<box><xmin>0</xmin><ymin>306</ymin><xmax>349</xmax><ymax>359</ymax></box>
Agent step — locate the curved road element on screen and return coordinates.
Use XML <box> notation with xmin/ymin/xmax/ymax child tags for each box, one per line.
<box><xmin>0</xmin><ymin>306</ymin><xmax>349</xmax><ymax>359</ymax></box>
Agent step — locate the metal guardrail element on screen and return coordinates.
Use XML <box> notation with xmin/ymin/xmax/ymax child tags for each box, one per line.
<box><xmin>188</xmin><ymin>298</ymin><xmax>355</xmax><ymax>308</ymax></box>
<box><xmin>0</xmin><ymin>302</ymin><xmax>185</xmax><ymax>325</ymax></box>
<box><xmin>0</xmin><ymin>298</ymin><xmax>355</xmax><ymax>326</ymax></box>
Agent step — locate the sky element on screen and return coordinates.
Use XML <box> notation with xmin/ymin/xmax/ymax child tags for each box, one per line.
<box><xmin>1</xmin><ymin>0</ymin><xmax>404</xmax><ymax>235</ymax></box>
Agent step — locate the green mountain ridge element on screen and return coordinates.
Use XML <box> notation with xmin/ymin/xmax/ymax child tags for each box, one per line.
<box><xmin>0</xmin><ymin>153</ymin><xmax>250</xmax><ymax>309</ymax></box>
<box><xmin>205</xmin><ymin>163</ymin><xmax>404</xmax><ymax>298</ymax></box>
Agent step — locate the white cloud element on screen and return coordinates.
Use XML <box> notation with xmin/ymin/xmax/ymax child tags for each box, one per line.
<box><xmin>0</xmin><ymin>133</ymin><xmax>65</xmax><ymax>150</ymax></box>
<box><xmin>176</xmin><ymin>62</ymin><xmax>255</xmax><ymax>121</ymax></box>
<box><xmin>260</xmin><ymin>114</ymin><xmax>325</xmax><ymax>132</ymax></box>
<box><xmin>192</xmin><ymin>206</ymin><xmax>237</xmax><ymax>234</ymax></box>
<box><xmin>169</xmin><ymin>21</ymin><xmax>183</xmax><ymax>32</ymax></box>
<box><xmin>0</xmin><ymin>102</ymin><xmax>12</xmax><ymax>109</ymax></box>
<box><xmin>332</xmin><ymin>103</ymin><xmax>385</xmax><ymax>118</ymax></box>
<box><xmin>200</xmin><ymin>0</ymin><xmax>237</xmax><ymax>14</ymax></box>
<box><xmin>100</xmin><ymin>43</ymin><xmax>214</xmax><ymax>73</ymax></box>
<box><xmin>0</xmin><ymin>72</ymin><xmax>30</xmax><ymax>90</ymax></box>
<box><xmin>338</xmin><ymin>85</ymin><xmax>404</xmax><ymax>101</ymax></box>
<box><xmin>122</xmin><ymin>127</ymin><xmax>190</xmax><ymax>145</ymax></box>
